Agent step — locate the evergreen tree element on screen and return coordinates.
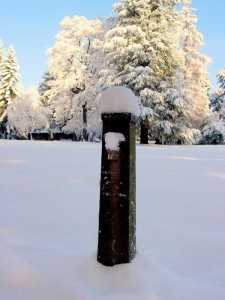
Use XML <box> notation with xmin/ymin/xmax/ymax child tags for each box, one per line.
<box><xmin>99</xmin><ymin>0</ymin><xmax>198</xmax><ymax>144</ymax></box>
<box><xmin>0</xmin><ymin>40</ymin><xmax>6</xmax><ymax>118</ymax></box>
<box><xmin>0</xmin><ymin>40</ymin><xmax>4</xmax><ymax>70</ymax></box>
<box><xmin>217</xmin><ymin>68</ymin><xmax>225</xmax><ymax>90</ymax></box>
<box><xmin>179</xmin><ymin>0</ymin><xmax>211</xmax><ymax>128</ymax></box>
<box><xmin>0</xmin><ymin>46</ymin><xmax>20</xmax><ymax>116</ymax></box>
<box><xmin>38</xmin><ymin>71</ymin><xmax>54</xmax><ymax>106</ymax></box>
<box><xmin>0</xmin><ymin>45</ymin><xmax>20</xmax><ymax>106</ymax></box>
<box><xmin>210</xmin><ymin>68</ymin><xmax>225</xmax><ymax>112</ymax></box>
<box><xmin>0</xmin><ymin>45</ymin><xmax>21</xmax><ymax>137</ymax></box>
<box><xmin>200</xmin><ymin>68</ymin><xmax>225</xmax><ymax>144</ymax></box>
<box><xmin>99</xmin><ymin>0</ymin><xmax>180</xmax><ymax>92</ymax></box>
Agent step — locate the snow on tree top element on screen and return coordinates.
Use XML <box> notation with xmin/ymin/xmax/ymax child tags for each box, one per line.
<box><xmin>99</xmin><ymin>86</ymin><xmax>139</xmax><ymax>117</ymax></box>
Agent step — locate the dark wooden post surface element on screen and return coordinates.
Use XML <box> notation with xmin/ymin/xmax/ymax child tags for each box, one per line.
<box><xmin>97</xmin><ymin>113</ymin><xmax>136</xmax><ymax>266</ymax></box>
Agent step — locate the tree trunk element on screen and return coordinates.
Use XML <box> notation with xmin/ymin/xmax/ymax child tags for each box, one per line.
<box><xmin>155</xmin><ymin>138</ymin><xmax>162</xmax><ymax>144</ymax></box>
<box><xmin>0</xmin><ymin>112</ymin><xmax>8</xmax><ymax>139</ymax></box>
<box><xmin>140</xmin><ymin>119</ymin><xmax>148</xmax><ymax>144</ymax></box>
<box><xmin>82</xmin><ymin>102</ymin><xmax>88</xmax><ymax>141</ymax></box>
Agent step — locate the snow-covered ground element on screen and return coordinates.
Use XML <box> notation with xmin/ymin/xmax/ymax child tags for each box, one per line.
<box><xmin>0</xmin><ymin>140</ymin><xmax>224</xmax><ymax>300</ymax></box>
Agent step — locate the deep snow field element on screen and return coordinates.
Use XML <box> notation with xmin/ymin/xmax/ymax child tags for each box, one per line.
<box><xmin>0</xmin><ymin>140</ymin><xmax>225</xmax><ymax>300</ymax></box>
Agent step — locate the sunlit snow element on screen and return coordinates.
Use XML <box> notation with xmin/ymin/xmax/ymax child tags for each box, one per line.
<box><xmin>0</xmin><ymin>140</ymin><xmax>225</xmax><ymax>300</ymax></box>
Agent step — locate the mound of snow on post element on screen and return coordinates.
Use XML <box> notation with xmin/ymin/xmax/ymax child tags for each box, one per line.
<box><xmin>99</xmin><ymin>86</ymin><xmax>140</xmax><ymax>117</ymax></box>
<box><xmin>105</xmin><ymin>132</ymin><xmax>125</xmax><ymax>151</ymax></box>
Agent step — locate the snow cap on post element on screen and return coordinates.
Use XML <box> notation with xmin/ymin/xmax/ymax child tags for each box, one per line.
<box><xmin>99</xmin><ymin>86</ymin><xmax>139</xmax><ymax>117</ymax></box>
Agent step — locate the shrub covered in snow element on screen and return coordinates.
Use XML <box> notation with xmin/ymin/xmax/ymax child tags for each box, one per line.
<box><xmin>6</xmin><ymin>88</ymin><xmax>50</xmax><ymax>139</ymax></box>
<box><xmin>200</xmin><ymin>115</ymin><xmax>225</xmax><ymax>145</ymax></box>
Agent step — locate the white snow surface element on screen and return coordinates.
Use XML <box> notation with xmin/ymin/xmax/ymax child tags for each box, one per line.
<box><xmin>105</xmin><ymin>132</ymin><xmax>125</xmax><ymax>151</ymax></box>
<box><xmin>99</xmin><ymin>86</ymin><xmax>139</xmax><ymax>116</ymax></box>
<box><xmin>0</xmin><ymin>140</ymin><xmax>225</xmax><ymax>300</ymax></box>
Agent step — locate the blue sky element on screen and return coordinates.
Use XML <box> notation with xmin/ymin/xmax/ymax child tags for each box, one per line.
<box><xmin>0</xmin><ymin>0</ymin><xmax>224</xmax><ymax>90</ymax></box>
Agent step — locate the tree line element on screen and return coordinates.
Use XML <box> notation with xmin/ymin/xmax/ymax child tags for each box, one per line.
<box><xmin>0</xmin><ymin>0</ymin><xmax>224</xmax><ymax>144</ymax></box>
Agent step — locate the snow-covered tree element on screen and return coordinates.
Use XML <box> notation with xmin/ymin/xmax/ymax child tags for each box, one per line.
<box><xmin>0</xmin><ymin>40</ymin><xmax>4</xmax><ymax>71</ymax></box>
<box><xmin>99</xmin><ymin>0</ymin><xmax>180</xmax><ymax>90</ymax></box>
<box><xmin>0</xmin><ymin>40</ymin><xmax>4</xmax><ymax>69</ymax></box>
<box><xmin>6</xmin><ymin>88</ymin><xmax>50</xmax><ymax>139</ymax></box>
<box><xmin>0</xmin><ymin>40</ymin><xmax>6</xmax><ymax>118</ymax></box>
<box><xmin>217</xmin><ymin>68</ymin><xmax>225</xmax><ymax>90</ymax></box>
<box><xmin>98</xmin><ymin>0</ymin><xmax>198</xmax><ymax>144</ymax></box>
<box><xmin>200</xmin><ymin>68</ymin><xmax>225</xmax><ymax>144</ymax></box>
<box><xmin>0</xmin><ymin>45</ymin><xmax>21</xmax><ymax>110</ymax></box>
<box><xmin>0</xmin><ymin>45</ymin><xmax>21</xmax><ymax>137</ymax></box>
<box><xmin>44</xmin><ymin>16</ymin><xmax>104</xmax><ymax>136</ymax></box>
<box><xmin>146</xmin><ymin>79</ymin><xmax>201</xmax><ymax>144</ymax></box>
<box><xmin>47</xmin><ymin>89</ymin><xmax>81</xmax><ymax>134</ymax></box>
<box><xmin>38</xmin><ymin>71</ymin><xmax>54</xmax><ymax>106</ymax></box>
<box><xmin>179</xmin><ymin>0</ymin><xmax>211</xmax><ymax>128</ymax></box>
<box><xmin>210</xmin><ymin>68</ymin><xmax>225</xmax><ymax>112</ymax></box>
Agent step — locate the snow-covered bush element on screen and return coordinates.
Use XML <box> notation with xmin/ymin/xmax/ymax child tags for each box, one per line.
<box><xmin>6</xmin><ymin>88</ymin><xmax>50</xmax><ymax>139</ymax></box>
<box><xmin>200</xmin><ymin>112</ymin><xmax>225</xmax><ymax>145</ymax></box>
<box><xmin>200</xmin><ymin>126</ymin><xmax>224</xmax><ymax>145</ymax></box>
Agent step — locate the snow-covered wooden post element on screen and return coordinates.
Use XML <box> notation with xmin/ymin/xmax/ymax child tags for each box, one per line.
<box><xmin>97</xmin><ymin>87</ymin><xmax>139</xmax><ymax>266</ymax></box>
